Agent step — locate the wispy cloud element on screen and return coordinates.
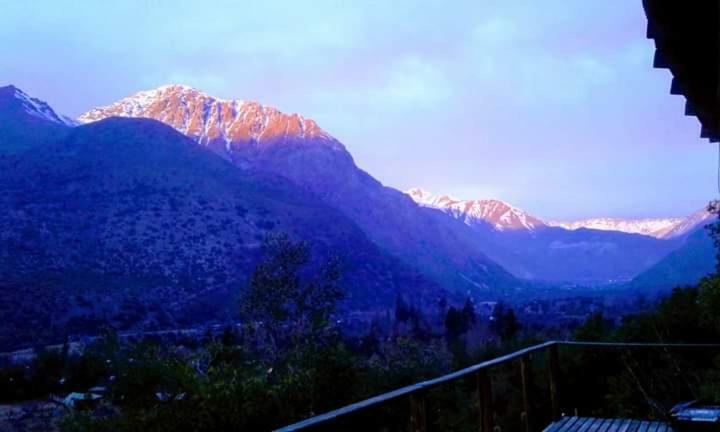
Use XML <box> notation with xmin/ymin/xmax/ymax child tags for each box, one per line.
<box><xmin>0</xmin><ymin>0</ymin><xmax>712</xmax><ymax>218</ymax></box>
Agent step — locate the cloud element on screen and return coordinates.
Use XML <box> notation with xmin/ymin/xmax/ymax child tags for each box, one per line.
<box><xmin>0</xmin><ymin>0</ymin><xmax>709</xmax><ymax>219</ymax></box>
<box><xmin>376</xmin><ymin>57</ymin><xmax>453</xmax><ymax>109</ymax></box>
<box><xmin>312</xmin><ymin>55</ymin><xmax>452</xmax><ymax>109</ymax></box>
<box><xmin>466</xmin><ymin>12</ymin><xmax>640</xmax><ymax>108</ymax></box>
<box><xmin>472</xmin><ymin>17</ymin><xmax>528</xmax><ymax>47</ymax></box>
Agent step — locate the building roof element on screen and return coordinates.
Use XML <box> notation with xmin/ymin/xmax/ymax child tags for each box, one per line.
<box><xmin>643</xmin><ymin>0</ymin><xmax>719</xmax><ymax>142</ymax></box>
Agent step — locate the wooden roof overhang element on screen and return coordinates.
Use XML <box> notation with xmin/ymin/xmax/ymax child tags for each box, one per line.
<box><xmin>643</xmin><ymin>0</ymin><xmax>719</xmax><ymax>142</ymax></box>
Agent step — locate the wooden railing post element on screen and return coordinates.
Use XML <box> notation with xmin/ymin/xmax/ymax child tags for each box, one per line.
<box><xmin>547</xmin><ymin>344</ymin><xmax>561</xmax><ymax>421</ymax></box>
<box><xmin>409</xmin><ymin>393</ymin><xmax>427</xmax><ymax>432</ymax></box>
<box><xmin>520</xmin><ymin>355</ymin><xmax>533</xmax><ymax>432</ymax></box>
<box><xmin>476</xmin><ymin>370</ymin><xmax>493</xmax><ymax>432</ymax></box>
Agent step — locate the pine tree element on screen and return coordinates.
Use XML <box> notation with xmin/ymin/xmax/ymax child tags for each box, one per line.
<box><xmin>461</xmin><ymin>297</ymin><xmax>476</xmax><ymax>327</ymax></box>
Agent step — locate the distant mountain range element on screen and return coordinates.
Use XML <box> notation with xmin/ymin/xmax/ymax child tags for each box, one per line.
<box><xmin>405</xmin><ymin>188</ymin><xmax>715</xmax><ymax>284</ymax></box>
<box><xmin>0</xmin><ymin>83</ymin><xmax>717</xmax><ymax>349</ymax></box>
<box><xmin>407</xmin><ymin>188</ymin><xmax>545</xmax><ymax>232</ymax></box>
<box><xmin>63</xmin><ymin>85</ymin><xmax>720</xmax><ymax>288</ymax></box>
<box><xmin>407</xmin><ymin>188</ymin><xmax>712</xmax><ymax>239</ymax></box>
<box><xmin>547</xmin><ymin>218</ymin><xmax>682</xmax><ymax>238</ymax></box>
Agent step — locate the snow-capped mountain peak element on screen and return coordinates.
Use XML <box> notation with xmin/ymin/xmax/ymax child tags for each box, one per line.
<box><xmin>4</xmin><ymin>85</ymin><xmax>75</xmax><ymax>126</ymax></box>
<box><xmin>78</xmin><ymin>84</ymin><xmax>342</xmax><ymax>154</ymax></box>
<box><xmin>406</xmin><ymin>188</ymin><xmax>545</xmax><ymax>231</ymax></box>
<box><xmin>660</xmin><ymin>208</ymin><xmax>715</xmax><ymax>239</ymax></box>
<box><xmin>407</xmin><ymin>188</ymin><xmax>461</xmax><ymax>208</ymax></box>
<box><xmin>543</xmin><ymin>207</ymin><xmax>716</xmax><ymax>239</ymax></box>
<box><xmin>546</xmin><ymin>217</ymin><xmax>683</xmax><ymax>238</ymax></box>
<box><xmin>407</xmin><ymin>188</ymin><xmax>715</xmax><ymax>239</ymax></box>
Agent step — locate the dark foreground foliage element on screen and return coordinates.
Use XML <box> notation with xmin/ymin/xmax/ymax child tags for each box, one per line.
<box><xmin>3</xmin><ymin>230</ymin><xmax>720</xmax><ymax>431</ymax></box>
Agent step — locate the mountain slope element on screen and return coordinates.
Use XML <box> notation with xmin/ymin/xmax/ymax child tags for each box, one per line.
<box><xmin>628</xmin><ymin>209</ymin><xmax>718</xmax><ymax>291</ymax></box>
<box><xmin>629</xmin><ymin>226</ymin><xmax>716</xmax><ymax>290</ymax></box>
<box><xmin>0</xmin><ymin>93</ymin><xmax>447</xmax><ymax>350</ymax></box>
<box><xmin>481</xmin><ymin>226</ymin><xmax>679</xmax><ymax>283</ymax></box>
<box><xmin>661</xmin><ymin>207</ymin><xmax>714</xmax><ymax>239</ymax></box>
<box><xmin>80</xmin><ymin>85</ymin><xmax>521</xmax><ymax>296</ymax></box>
<box><xmin>0</xmin><ymin>85</ymin><xmax>74</xmax><ymax>154</ymax></box>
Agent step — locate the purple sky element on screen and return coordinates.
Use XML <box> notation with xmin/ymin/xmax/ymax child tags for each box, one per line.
<box><xmin>1</xmin><ymin>0</ymin><xmax>716</xmax><ymax>220</ymax></box>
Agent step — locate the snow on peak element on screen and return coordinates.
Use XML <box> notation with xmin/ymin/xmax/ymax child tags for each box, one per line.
<box><xmin>660</xmin><ymin>208</ymin><xmax>715</xmax><ymax>239</ymax></box>
<box><xmin>7</xmin><ymin>86</ymin><xmax>75</xmax><ymax>126</ymax></box>
<box><xmin>406</xmin><ymin>188</ymin><xmax>461</xmax><ymax>208</ymax></box>
<box><xmin>547</xmin><ymin>217</ymin><xmax>688</xmax><ymax>238</ymax></box>
<box><xmin>406</xmin><ymin>188</ymin><xmax>545</xmax><ymax>231</ymax></box>
<box><xmin>406</xmin><ymin>188</ymin><xmax>713</xmax><ymax>238</ymax></box>
<box><xmin>78</xmin><ymin>84</ymin><xmax>341</xmax><ymax>153</ymax></box>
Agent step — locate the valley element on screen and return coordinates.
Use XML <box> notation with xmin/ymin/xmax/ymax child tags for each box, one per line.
<box><xmin>3</xmin><ymin>4</ymin><xmax>719</xmax><ymax>431</ymax></box>
<box><xmin>0</xmin><ymin>84</ymin><xmax>716</xmax><ymax>352</ymax></box>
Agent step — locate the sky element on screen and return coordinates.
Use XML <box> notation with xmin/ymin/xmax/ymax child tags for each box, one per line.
<box><xmin>1</xmin><ymin>0</ymin><xmax>716</xmax><ymax>220</ymax></box>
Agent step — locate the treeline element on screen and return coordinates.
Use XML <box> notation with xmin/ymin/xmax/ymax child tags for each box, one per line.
<box><xmin>3</xmin><ymin>231</ymin><xmax>720</xmax><ymax>431</ymax></box>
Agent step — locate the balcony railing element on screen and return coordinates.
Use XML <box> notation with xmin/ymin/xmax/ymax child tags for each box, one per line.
<box><xmin>274</xmin><ymin>341</ymin><xmax>720</xmax><ymax>432</ymax></box>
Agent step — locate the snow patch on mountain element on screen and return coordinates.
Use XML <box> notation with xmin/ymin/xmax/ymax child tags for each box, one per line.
<box><xmin>660</xmin><ymin>208</ymin><xmax>715</xmax><ymax>239</ymax></box>
<box><xmin>406</xmin><ymin>188</ymin><xmax>545</xmax><ymax>232</ymax></box>
<box><xmin>547</xmin><ymin>217</ymin><xmax>683</xmax><ymax>238</ymax></box>
<box><xmin>10</xmin><ymin>86</ymin><xmax>75</xmax><ymax>126</ymax></box>
<box><xmin>407</xmin><ymin>188</ymin><xmax>715</xmax><ymax>239</ymax></box>
<box><xmin>548</xmin><ymin>209</ymin><xmax>717</xmax><ymax>239</ymax></box>
<box><xmin>78</xmin><ymin>84</ymin><xmax>342</xmax><ymax>152</ymax></box>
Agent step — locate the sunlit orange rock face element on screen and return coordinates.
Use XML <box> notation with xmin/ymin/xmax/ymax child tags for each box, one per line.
<box><xmin>78</xmin><ymin>85</ymin><xmax>341</xmax><ymax>157</ymax></box>
<box><xmin>75</xmin><ymin>85</ymin><xmax>523</xmax><ymax>296</ymax></box>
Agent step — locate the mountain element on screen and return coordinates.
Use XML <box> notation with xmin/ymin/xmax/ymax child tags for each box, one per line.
<box><xmin>79</xmin><ymin>85</ymin><xmax>521</xmax><ymax>297</ymax></box>
<box><xmin>407</xmin><ymin>188</ymin><xmax>545</xmax><ymax>232</ymax></box>
<box><xmin>547</xmin><ymin>217</ymin><xmax>682</xmax><ymax>238</ymax></box>
<box><xmin>0</xmin><ymin>85</ymin><xmax>74</xmax><ymax>127</ymax></box>
<box><xmin>409</xmin><ymin>178</ymin><xmax>718</xmax><ymax>291</ymax></box>
<box><xmin>0</xmin><ymin>88</ymin><xmax>452</xmax><ymax>350</ymax></box>
<box><xmin>629</xmin><ymin>226</ymin><xmax>716</xmax><ymax>290</ymax></box>
<box><xmin>0</xmin><ymin>85</ymin><xmax>75</xmax><ymax>154</ymax></box>
<box><xmin>548</xmin><ymin>207</ymin><xmax>715</xmax><ymax>239</ymax></box>
<box><xmin>4</xmin><ymin>83</ymin><xmax>717</xmax><ymax>350</ymax></box>
<box><xmin>78</xmin><ymin>85</ymin><xmax>337</xmax><ymax>159</ymax></box>
<box><xmin>627</xmin><ymin>208</ymin><xmax>717</xmax><ymax>291</ymax></box>
<box><xmin>406</xmin><ymin>188</ymin><xmax>680</xmax><ymax>283</ymax></box>
<box><xmin>484</xmin><ymin>227</ymin><xmax>679</xmax><ymax>283</ymax></box>
<box><xmin>660</xmin><ymin>207</ymin><xmax>714</xmax><ymax>239</ymax></box>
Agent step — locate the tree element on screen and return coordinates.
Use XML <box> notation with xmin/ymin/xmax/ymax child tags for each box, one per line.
<box><xmin>239</xmin><ymin>233</ymin><xmax>344</xmax><ymax>358</ymax></box>
<box><xmin>706</xmin><ymin>200</ymin><xmax>720</xmax><ymax>273</ymax></box>
<box><xmin>573</xmin><ymin>312</ymin><xmax>610</xmax><ymax>341</ymax></box>
<box><xmin>700</xmin><ymin>276</ymin><xmax>720</xmax><ymax>334</ymax></box>
<box><xmin>700</xmin><ymin>201</ymin><xmax>720</xmax><ymax>332</ymax></box>
<box><xmin>437</xmin><ymin>296</ymin><xmax>448</xmax><ymax>324</ymax></box>
<box><xmin>444</xmin><ymin>307</ymin><xmax>465</xmax><ymax>339</ymax></box>
<box><xmin>490</xmin><ymin>302</ymin><xmax>520</xmax><ymax>341</ymax></box>
<box><xmin>461</xmin><ymin>297</ymin><xmax>476</xmax><ymax>327</ymax></box>
<box><xmin>395</xmin><ymin>295</ymin><xmax>411</xmax><ymax>323</ymax></box>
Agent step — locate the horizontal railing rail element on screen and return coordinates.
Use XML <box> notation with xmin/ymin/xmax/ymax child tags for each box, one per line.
<box><xmin>274</xmin><ymin>341</ymin><xmax>720</xmax><ymax>432</ymax></box>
